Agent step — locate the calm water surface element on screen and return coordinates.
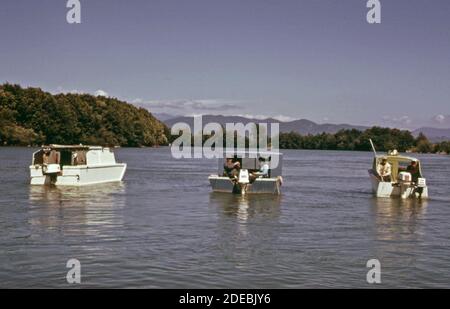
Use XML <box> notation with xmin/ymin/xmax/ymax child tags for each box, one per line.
<box><xmin>0</xmin><ymin>147</ymin><xmax>449</xmax><ymax>288</ymax></box>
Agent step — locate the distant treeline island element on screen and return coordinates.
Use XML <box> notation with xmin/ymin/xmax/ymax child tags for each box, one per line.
<box><xmin>279</xmin><ymin>129</ymin><xmax>449</xmax><ymax>154</ymax></box>
<box><xmin>0</xmin><ymin>84</ymin><xmax>449</xmax><ymax>154</ymax></box>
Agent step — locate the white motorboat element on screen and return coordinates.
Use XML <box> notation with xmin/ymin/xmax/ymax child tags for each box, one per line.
<box><xmin>368</xmin><ymin>140</ymin><xmax>428</xmax><ymax>199</ymax></box>
<box><xmin>208</xmin><ymin>150</ymin><xmax>283</xmax><ymax>195</ymax></box>
<box><xmin>30</xmin><ymin>145</ymin><xmax>127</xmax><ymax>186</ymax></box>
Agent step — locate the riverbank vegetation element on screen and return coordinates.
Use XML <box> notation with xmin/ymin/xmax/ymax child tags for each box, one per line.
<box><xmin>180</xmin><ymin>126</ymin><xmax>449</xmax><ymax>154</ymax></box>
<box><xmin>0</xmin><ymin>84</ymin><xmax>168</xmax><ymax>147</ymax></box>
<box><xmin>279</xmin><ymin>128</ymin><xmax>450</xmax><ymax>154</ymax></box>
<box><xmin>1</xmin><ymin>84</ymin><xmax>448</xmax><ymax>154</ymax></box>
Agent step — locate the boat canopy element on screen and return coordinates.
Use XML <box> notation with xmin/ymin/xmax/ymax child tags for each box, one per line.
<box><xmin>374</xmin><ymin>154</ymin><xmax>420</xmax><ymax>163</ymax></box>
<box><xmin>218</xmin><ymin>149</ymin><xmax>283</xmax><ymax>177</ymax></box>
<box><xmin>44</xmin><ymin>144</ymin><xmax>102</xmax><ymax>150</ymax></box>
<box><xmin>223</xmin><ymin>149</ymin><xmax>282</xmax><ymax>157</ymax></box>
<box><xmin>32</xmin><ymin>145</ymin><xmax>110</xmax><ymax>166</ymax></box>
<box><xmin>372</xmin><ymin>154</ymin><xmax>423</xmax><ymax>181</ymax></box>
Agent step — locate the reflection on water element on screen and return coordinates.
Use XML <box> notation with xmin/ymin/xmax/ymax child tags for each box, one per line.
<box><xmin>28</xmin><ymin>183</ymin><xmax>126</xmax><ymax>237</ymax></box>
<box><xmin>370</xmin><ymin>197</ymin><xmax>429</xmax><ymax>274</ymax></box>
<box><xmin>371</xmin><ymin>197</ymin><xmax>428</xmax><ymax>241</ymax></box>
<box><xmin>209</xmin><ymin>193</ymin><xmax>282</xmax><ymax>222</ymax></box>
<box><xmin>209</xmin><ymin>193</ymin><xmax>282</xmax><ymax>270</ymax></box>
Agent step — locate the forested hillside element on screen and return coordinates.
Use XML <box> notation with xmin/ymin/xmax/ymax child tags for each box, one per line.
<box><xmin>0</xmin><ymin>84</ymin><xmax>169</xmax><ymax>147</ymax></box>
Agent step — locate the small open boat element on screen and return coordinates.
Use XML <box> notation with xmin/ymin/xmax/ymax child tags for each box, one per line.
<box><xmin>368</xmin><ymin>140</ymin><xmax>428</xmax><ymax>199</ymax></box>
<box><xmin>30</xmin><ymin>144</ymin><xmax>127</xmax><ymax>186</ymax></box>
<box><xmin>208</xmin><ymin>150</ymin><xmax>283</xmax><ymax>195</ymax></box>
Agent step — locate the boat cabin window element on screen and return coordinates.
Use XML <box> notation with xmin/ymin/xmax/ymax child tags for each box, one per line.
<box><xmin>34</xmin><ymin>148</ymin><xmax>88</xmax><ymax>166</ymax></box>
<box><xmin>33</xmin><ymin>149</ymin><xmax>60</xmax><ymax>165</ymax></box>
<box><xmin>33</xmin><ymin>150</ymin><xmax>44</xmax><ymax>165</ymax></box>
<box><xmin>72</xmin><ymin>150</ymin><xmax>87</xmax><ymax>165</ymax></box>
<box><xmin>58</xmin><ymin>150</ymin><xmax>87</xmax><ymax>166</ymax></box>
<box><xmin>42</xmin><ymin>150</ymin><xmax>60</xmax><ymax>165</ymax></box>
<box><xmin>60</xmin><ymin>150</ymin><xmax>72</xmax><ymax>166</ymax></box>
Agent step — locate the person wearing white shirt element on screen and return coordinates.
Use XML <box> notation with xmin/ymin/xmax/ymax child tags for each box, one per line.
<box><xmin>250</xmin><ymin>157</ymin><xmax>270</xmax><ymax>182</ymax></box>
<box><xmin>377</xmin><ymin>157</ymin><xmax>392</xmax><ymax>182</ymax></box>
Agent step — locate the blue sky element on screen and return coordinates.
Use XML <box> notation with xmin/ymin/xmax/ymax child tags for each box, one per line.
<box><xmin>1</xmin><ymin>0</ymin><xmax>449</xmax><ymax>127</ymax></box>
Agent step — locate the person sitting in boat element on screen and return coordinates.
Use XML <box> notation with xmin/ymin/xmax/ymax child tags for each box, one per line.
<box><xmin>249</xmin><ymin>157</ymin><xmax>270</xmax><ymax>182</ymax></box>
<box><xmin>223</xmin><ymin>158</ymin><xmax>240</xmax><ymax>179</ymax></box>
<box><xmin>42</xmin><ymin>148</ymin><xmax>60</xmax><ymax>165</ymax></box>
<box><xmin>406</xmin><ymin>160</ymin><xmax>420</xmax><ymax>183</ymax></box>
<box><xmin>377</xmin><ymin>157</ymin><xmax>392</xmax><ymax>182</ymax></box>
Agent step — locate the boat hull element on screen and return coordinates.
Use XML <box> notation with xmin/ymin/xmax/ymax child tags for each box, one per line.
<box><xmin>208</xmin><ymin>175</ymin><xmax>282</xmax><ymax>194</ymax></box>
<box><xmin>30</xmin><ymin>164</ymin><xmax>127</xmax><ymax>186</ymax></box>
<box><xmin>368</xmin><ymin>170</ymin><xmax>428</xmax><ymax>199</ymax></box>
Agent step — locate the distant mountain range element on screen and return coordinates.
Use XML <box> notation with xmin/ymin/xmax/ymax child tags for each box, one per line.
<box><xmin>160</xmin><ymin>114</ymin><xmax>450</xmax><ymax>142</ymax></box>
<box><xmin>163</xmin><ymin>115</ymin><xmax>368</xmax><ymax>135</ymax></box>
<box><xmin>412</xmin><ymin>127</ymin><xmax>450</xmax><ymax>143</ymax></box>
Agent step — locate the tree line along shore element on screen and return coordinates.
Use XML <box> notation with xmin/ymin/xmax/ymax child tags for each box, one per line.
<box><xmin>1</xmin><ymin>84</ymin><xmax>449</xmax><ymax>154</ymax></box>
<box><xmin>278</xmin><ymin>129</ymin><xmax>450</xmax><ymax>154</ymax></box>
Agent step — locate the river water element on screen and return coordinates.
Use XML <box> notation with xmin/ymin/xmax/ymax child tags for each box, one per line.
<box><xmin>0</xmin><ymin>147</ymin><xmax>449</xmax><ymax>288</ymax></box>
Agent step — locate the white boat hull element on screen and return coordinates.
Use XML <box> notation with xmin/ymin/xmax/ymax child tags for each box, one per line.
<box><xmin>369</xmin><ymin>170</ymin><xmax>428</xmax><ymax>199</ymax></box>
<box><xmin>30</xmin><ymin>164</ymin><xmax>127</xmax><ymax>186</ymax></box>
<box><xmin>209</xmin><ymin>175</ymin><xmax>282</xmax><ymax>195</ymax></box>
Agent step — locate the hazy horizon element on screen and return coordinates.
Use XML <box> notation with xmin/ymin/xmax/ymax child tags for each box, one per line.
<box><xmin>1</xmin><ymin>82</ymin><xmax>449</xmax><ymax>130</ymax></box>
<box><xmin>1</xmin><ymin>0</ymin><xmax>449</xmax><ymax>128</ymax></box>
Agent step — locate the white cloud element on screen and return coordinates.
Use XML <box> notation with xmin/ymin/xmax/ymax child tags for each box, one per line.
<box><xmin>53</xmin><ymin>86</ymin><xmax>82</xmax><ymax>95</ymax></box>
<box><xmin>236</xmin><ymin>114</ymin><xmax>298</xmax><ymax>122</ymax></box>
<box><xmin>53</xmin><ymin>86</ymin><xmax>110</xmax><ymax>97</ymax></box>
<box><xmin>131</xmin><ymin>98</ymin><xmax>143</xmax><ymax>104</ymax></box>
<box><xmin>434</xmin><ymin>114</ymin><xmax>446</xmax><ymax>123</ymax></box>
<box><xmin>381</xmin><ymin>115</ymin><xmax>413</xmax><ymax>126</ymax></box>
<box><xmin>94</xmin><ymin>89</ymin><xmax>108</xmax><ymax>97</ymax></box>
<box><xmin>273</xmin><ymin>115</ymin><xmax>297</xmax><ymax>122</ymax></box>
<box><xmin>134</xmin><ymin>99</ymin><xmax>243</xmax><ymax>115</ymax></box>
<box><xmin>130</xmin><ymin>98</ymin><xmax>300</xmax><ymax>122</ymax></box>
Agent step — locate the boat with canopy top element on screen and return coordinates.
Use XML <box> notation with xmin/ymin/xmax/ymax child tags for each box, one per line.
<box><xmin>30</xmin><ymin>144</ymin><xmax>126</xmax><ymax>186</ymax></box>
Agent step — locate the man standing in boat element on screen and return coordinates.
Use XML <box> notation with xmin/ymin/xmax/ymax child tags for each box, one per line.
<box><xmin>405</xmin><ymin>160</ymin><xmax>424</xmax><ymax>197</ymax></box>
<box><xmin>406</xmin><ymin>160</ymin><xmax>420</xmax><ymax>183</ymax></box>
<box><xmin>377</xmin><ymin>157</ymin><xmax>392</xmax><ymax>182</ymax></box>
<box><xmin>223</xmin><ymin>158</ymin><xmax>240</xmax><ymax>180</ymax></box>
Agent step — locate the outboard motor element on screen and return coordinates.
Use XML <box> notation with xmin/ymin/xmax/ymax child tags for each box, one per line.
<box><xmin>42</xmin><ymin>163</ymin><xmax>61</xmax><ymax>175</ymax></box>
<box><xmin>417</xmin><ymin>178</ymin><xmax>427</xmax><ymax>188</ymax></box>
<box><xmin>398</xmin><ymin>172</ymin><xmax>412</xmax><ymax>198</ymax></box>
<box><xmin>42</xmin><ymin>163</ymin><xmax>61</xmax><ymax>184</ymax></box>
<box><xmin>237</xmin><ymin>169</ymin><xmax>250</xmax><ymax>195</ymax></box>
<box><xmin>415</xmin><ymin>177</ymin><xmax>427</xmax><ymax>198</ymax></box>
<box><xmin>238</xmin><ymin>169</ymin><xmax>249</xmax><ymax>184</ymax></box>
